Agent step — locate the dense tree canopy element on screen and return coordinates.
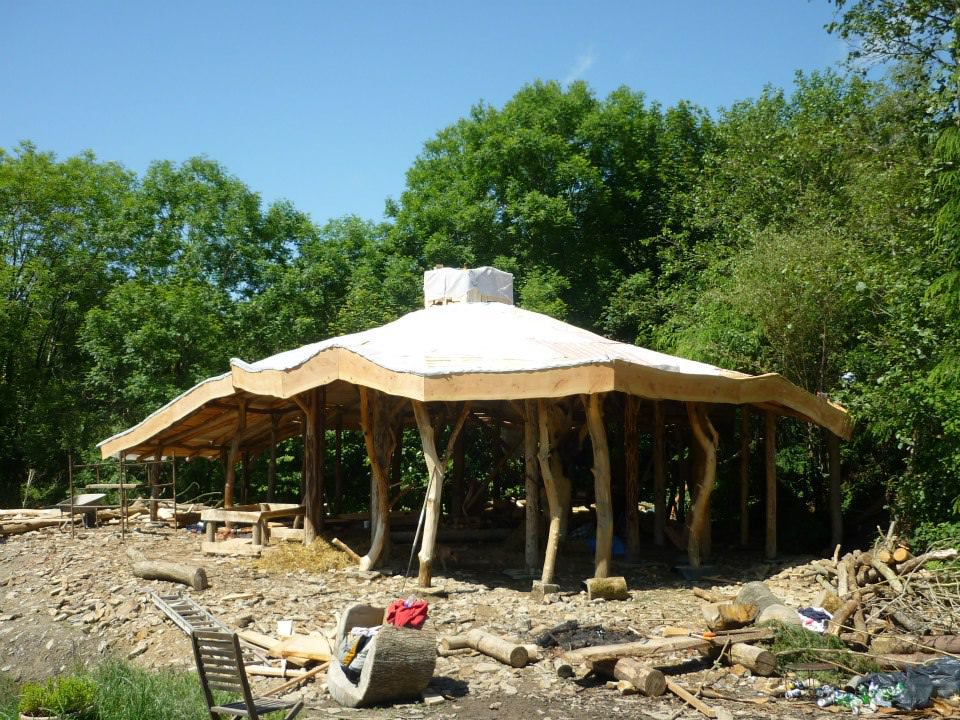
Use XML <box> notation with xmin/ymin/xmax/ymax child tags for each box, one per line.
<box><xmin>0</xmin><ymin>12</ymin><xmax>956</xmax><ymax>541</ymax></box>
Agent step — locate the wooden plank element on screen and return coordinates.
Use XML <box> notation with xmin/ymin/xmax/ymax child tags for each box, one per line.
<box><xmin>564</xmin><ymin>636</ymin><xmax>711</xmax><ymax>664</ymax></box>
<box><xmin>272</xmin><ymin>633</ymin><xmax>332</xmax><ymax>662</ymax></box>
<box><xmin>201</xmin><ymin>540</ymin><xmax>262</xmax><ymax>557</ymax></box>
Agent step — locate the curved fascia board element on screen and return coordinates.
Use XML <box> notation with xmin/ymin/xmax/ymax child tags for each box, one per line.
<box><xmin>97</xmin><ymin>372</ymin><xmax>236</xmax><ymax>459</ymax></box>
<box><xmin>229</xmin><ymin>347</ymin><xmax>852</xmax><ymax>439</ymax></box>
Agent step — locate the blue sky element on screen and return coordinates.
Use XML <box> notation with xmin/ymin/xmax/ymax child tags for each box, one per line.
<box><xmin>2</xmin><ymin>1</ymin><xmax>848</xmax><ymax>225</ymax></box>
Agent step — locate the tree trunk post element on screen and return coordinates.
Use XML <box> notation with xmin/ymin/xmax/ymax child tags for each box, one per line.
<box><xmin>537</xmin><ymin>399</ymin><xmax>571</xmax><ymax>585</ymax></box>
<box><xmin>241</xmin><ymin>450</ymin><xmax>250</xmax><ymax>505</ymax></box>
<box><xmin>624</xmin><ymin>395</ymin><xmax>640</xmax><ymax>562</ymax></box>
<box><xmin>223</xmin><ymin>399</ymin><xmax>247</xmax><ymax>509</ymax></box>
<box><xmin>358</xmin><ymin>387</ymin><xmax>399</xmax><ymax>570</ymax></box>
<box><xmin>686</xmin><ymin>403</ymin><xmax>718</xmax><ymax>569</ymax></box>
<box><xmin>827</xmin><ymin>429</ymin><xmax>843</xmax><ymax>550</ymax></box>
<box><xmin>523</xmin><ymin>400</ymin><xmax>541</xmax><ymax>573</ymax></box>
<box><xmin>413</xmin><ymin>400</ymin><xmax>470</xmax><ymax>587</ymax></box>
<box><xmin>452</xmin><ymin>431</ymin><xmax>465</xmax><ymax>520</ymax></box>
<box><xmin>317</xmin><ymin>386</ymin><xmax>326</xmax><ymax>531</ymax></box>
<box><xmin>584</xmin><ymin>393</ymin><xmax>613</xmax><ymax>578</ymax></box>
<box><xmin>334</xmin><ymin>410</ymin><xmax>343</xmax><ymax>516</ymax></box>
<box><xmin>765</xmin><ymin>411</ymin><xmax>777</xmax><ymax>560</ymax></box>
<box><xmin>149</xmin><ymin>448</ymin><xmax>162</xmax><ymax>522</ymax></box>
<box><xmin>653</xmin><ymin>400</ymin><xmax>666</xmax><ymax>547</ymax></box>
<box><xmin>300</xmin><ymin>390</ymin><xmax>320</xmax><ymax>544</ymax></box>
<box><xmin>739</xmin><ymin>407</ymin><xmax>750</xmax><ymax>547</ymax></box>
<box><xmin>267</xmin><ymin>413</ymin><xmax>278</xmax><ymax>503</ymax></box>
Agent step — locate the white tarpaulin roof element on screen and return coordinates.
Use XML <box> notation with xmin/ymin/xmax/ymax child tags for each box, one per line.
<box><xmin>99</xmin><ymin>272</ymin><xmax>851</xmax><ymax>459</ymax></box>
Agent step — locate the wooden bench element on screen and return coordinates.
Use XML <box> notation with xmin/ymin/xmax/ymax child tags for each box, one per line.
<box><xmin>201</xmin><ymin>503</ymin><xmax>304</xmax><ymax>545</ymax></box>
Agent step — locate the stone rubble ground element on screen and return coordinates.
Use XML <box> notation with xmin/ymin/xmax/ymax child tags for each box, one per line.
<box><xmin>0</xmin><ymin>522</ymin><xmax>837</xmax><ymax>719</ymax></box>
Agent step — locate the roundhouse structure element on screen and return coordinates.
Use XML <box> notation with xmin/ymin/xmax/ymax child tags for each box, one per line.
<box><xmin>99</xmin><ymin>267</ymin><xmax>852</xmax><ymax>586</ymax></box>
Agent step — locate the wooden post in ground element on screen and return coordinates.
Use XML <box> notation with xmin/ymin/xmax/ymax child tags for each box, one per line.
<box><xmin>358</xmin><ymin>387</ymin><xmax>400</xmax><ymax>570</ymax></box>
<box><xmin>653</xmin><ymin>401</ymin><xmax>666</xmax><ymax>546</ymax></box>
<box><xmin>149</xmin><ymin>448</ymin><xmax>162</xmax><ymax>522</ymax></box>
<box><xmin>223</xmin><ymin>399</ymin><xmax>247</xmax><ymax>509</ymax></box>
<box><xmin>452</xmin><ymin>431</ymin><xmax>465</xmax><ymax>521</ymax></box>
<box><xmin>537</xmin><ymin>399</ymin><xmax>572</xmax><ymax>585</ymax></box>
<box><xmin>241</xmin><ymin>451</ymin><xmax>250</xmax><ymax>505</ymax></box>
<box><xmin>739</xmin><ymin>407</ymin><xmax>750</xmax><ymax>547</ymax></box>
<box><xmin>765</xmin><ymin>411</ymin><xmax>777</xmax><ymax>560</ymax></box>
<box><xmin>296</xmin><ymin>390</ymin><xmax>320</xmax><ymax>544</ymax></box>
<box><xmin>268</xmin><ymin>413</ymin><xmax>278</xmax><ymax>503</ymax></box>
<box><xmin>317</xmin><ymin>386</ymin><xmax>326</xmax><ymax>531</ymax></box>
<box><xmin>412</xmin><ymin>400</ymin><xmax>470</xmax><ymax>587</ymax></box>
<box><xmin>584</xmin><ymin>393</ymin><xmax>613</xmax><ymax>578</ymax></box>
<box><xmin>686</xmin><ymin>403</ymin><xmax>718</xmax><ymax>569</ymax></box>
<box><xmin>827</xmin><ymin>429</ymin><xmax>843</xmax><ymax>550</ymax></box>
<box><xmin>334</xmin><ymin>410</ymin><xmax>343</xmax><ymax>516</ymax></box>
<box><xmin>523</xmin><ymin>400</ymin><xmax>541</xmax><ymax>573</ymax></box>
<box><xmin>624</xmin><ymin>395</ymin><xmax>640</xmax><ymax>562</ymax></box>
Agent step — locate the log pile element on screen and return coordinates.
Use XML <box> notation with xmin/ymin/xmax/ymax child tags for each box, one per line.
<box><xmin>807</xmin><ymin>541</ymin><xmax>959</xmax><ymax>649</ymax></box>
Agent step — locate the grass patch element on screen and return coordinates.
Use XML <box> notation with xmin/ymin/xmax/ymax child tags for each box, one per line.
<box><xmin>768</xmin><ymin>621</ymin><xmax>880</xmax><ymax>684</ymax></box>
<box><xmin>257</xmin><ymin>535</ymin><xmax>353</xmax><ymax>574</ymax></box>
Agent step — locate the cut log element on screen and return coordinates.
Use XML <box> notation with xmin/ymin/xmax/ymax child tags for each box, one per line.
<box><xmin>565</xmin><ymin>635</ymin><xmax>711</xmax><ymax>664</ymax></box>
<box><xmin>726</xmin><ymin>643</ymin><xmax>776</xmax><ymax>676</ymax></box>
<box><xmin>438</xmin><ymin>635</ymin><xmax>470</xmax><ymax>655</ymax></box>
<box><xmin>876</xmin><ymin>548</ymin><xmax>894</xmax><ymax>565</ymax></box>
<box><xmin>871</xmin><ymin>635</ymin><xmax>960</xmax><ymax>655</ymax></box>
<box><xmin>897</xmin><ymin>548</ymin><xmax>958</xmax><ymax>575</ymax></box>
<box><xmin>827</xmin><ymin>592</ymin><xmax>859</xmax><ymax>636</ymax></box>
<box><xmin>126</xmin><ymin>547</ymin><xmax>208</xmax><ymax>591</ymax></box>
<box><xmin>869</xmin><ymin>556</ymin><xmax>904</xmax><ymax>593</ymax></box>
<box><xmin>592</xmin><ymin>657</ymin><xmax>666</xmax><ymax>696</ymax></box>
<box><xmin>584</xmin><ymin>576</ymin><xmax>629</xmax><ymax>601</ymax></box>
<box><xmin>451</xmin><ymin>629</ymin><xmax>528</xmax><ymax>667</ymax></box>
<box><xmin>331</xmin><ymin>537</ymin><xmax>362</xmax><ymax>563</ymax></box>
<box><xmin>264</xmin><ymin>662</ymin><xmax>328</xmax><ymax>697</ymax></box>
<box><xmin>893</xmin><ymin>546</ymin><xmax>912</xmax><ymax>564</ymax></box>
<box><xmin>701</xmin><ymin>602</ymin><xmax>758</xmax><ymax>631</ymax></box>
<box><xmin>245</xmin><ymin>665</ymin><xmax>309</xmax><ymax>679</ymax></box>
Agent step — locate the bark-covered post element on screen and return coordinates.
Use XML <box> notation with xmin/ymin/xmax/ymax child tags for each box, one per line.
<box><xmin>223</xmin><ymin>399</ymin><xmax>247</xmax><ymax>509</ymax></box>
<box><xmin>584</xmin><ymin>393</ymin><xmax>613</xmax><ymax>578</ymax></box>
<box><xmin>412</xmin><ymin>400</ymin><xmax>470</xmax><ymax>587</ymax></box>
<box><xmin>826</xmin><ymin>429</ymin><xmax>843</xmax><ymax>549</ymax></box>
<box><xmin>624</xmin><ymin>395</ymin><xmax>640</xmax><ymax>562</ymax></box>
<box><xmin>523</xmin><ymin>400</ymin><xmax>541</xmax><ymax>573</ymax></box>
<box><xmin>358</xmin><ymin>387</ymin><xmax>400</xmax><ymax>570</ymax></box>
<box><xmin>241</xmin><ymin>451</ymin><xmax>251</xmax><ymax>505</ymax></box>
<box><xmin>765</xmin><ymin>411</ymin><xmax>778</xmax><ymax>560</ymax></box>
<box><xmin>686</xmin><ymin>403</ymin><xmax>718</xmax><ymax>569</ymax></box>
<box><xmin>334</xmin><ymin>410</ymin><xmax>343</xmax><ymax>516</ymax></box>
<box><xmin>653</xmin><ymin>400</ymin><xmax>666</xmax><ymax>547</ymax></box>
<box><xmin>297</xmin><ymin>389</ymin><xmax>320</xmax><ymax>544</ymax></box>
<box><xmin>317</xmin><ymin>386</ymin><xmax>326</xmax><ymax>531</ymax></box>
<box><xmin>149</xmin><ymin>447</ymin><xmax>162</xmax><ymax>522</ymax></box>
<box><xmin>452</xmin><ymin>431</ymin><xmax>465</xmax><ymax>521</ymax></box>
<box><xmin>739</xmin><ymin>407</ymin><xmax>750</xmax><ymax>547</ymax></box>
<box><xmin>267</xmin><ymin>413</ymin><xmax>278</xmax><ymax>503</ymax></box>
<box><xmin>537</xmin><ymin>399</ymin><xmax>572</xmax><ymax>585</ymax></box>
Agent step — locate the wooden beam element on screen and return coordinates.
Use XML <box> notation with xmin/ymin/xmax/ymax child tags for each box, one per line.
<box><xmin>223</xmin><ymin>399</ymin><xmax>247</xmax><ymax>509</ymax></box>
<box><xmin>452</xmin><ymin>429</ymin><xmax>465</xmax><ymax>520</ymax></box>
<box><xmin>624</xmin><ymin>395</ymin><xmax>640</xmax><ymax>561</ymax></box>
<box><xmin>334</xmin><ymin>410</ymin><xmax>343</xmax><ymax>515</ymax></box>
<box><xmin>268</xmin><ymin>414</ymin><xmax>278</xmax><ymax>503</ymax></box>
<box><xmin>584</xmin><ymin>394</ymin><xmax>613</xmax><ymax>578</ymax></box>
<box><xmin>318</xmin><ymin>385</ymin><xmax>326</xmax><ymax>532</ymax></box>
<box><xmin>739</xmin><ymin>407</ymin><xmax>750</xmax><ymax>547</ymax></box>
<box><xmin>827</xmin><ymin>429</ymin><xmax>843</xmax><ymax>549</ymax></box>
<box><xmin>686</xmin><ymin>403</ymin><xmax>718</xmax><ymax>569</ymax></box>
<box><xmin>537</xmin><ymin>399</ymin><xmax>571</xmax><ymax>585</ymax></box>
<box><xmin>302</xmin><ymin>388</ymin><xmax>323</xmax><ymax>543</ymax></box>
<box><xmin>523</xmin><ymin>400</ymin><xmax>540</xmax><ymax>573</ymax></box>
<box><xmin>653</xmin><ymin>400</ymin><xmax>666</xmax><ymax>547</ymax></box>
<box><xmin>358</xmin><ymin>387</ymin><xmax>399</xmax><ymax>570</ymax></box>
<box><xmin>765</xmin><ymin>410</ymin><xmax>777</xmax><ymax>560</ymax></box>
<box><xmin>413</xmin><ymin>401</ymin><xmax>470</xmax><ymax>587</ymax></box>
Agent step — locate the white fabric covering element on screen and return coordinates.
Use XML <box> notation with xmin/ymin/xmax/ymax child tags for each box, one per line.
<box><xmin>423</xmin><ymin>266</ymin><xmax>513</xmax><ymax>307</ymax></box>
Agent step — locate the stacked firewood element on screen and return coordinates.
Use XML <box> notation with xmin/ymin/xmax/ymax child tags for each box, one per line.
<box><xmin>808</xmin><ymin>533</ymin><xmax>959</xmax><ymax>652</ymax></box>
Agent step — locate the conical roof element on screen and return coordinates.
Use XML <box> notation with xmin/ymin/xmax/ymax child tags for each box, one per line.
<box><xmin>99</xmin><ymin>273</ymin><xmax>851</xmax><ymax>460</ymax></box>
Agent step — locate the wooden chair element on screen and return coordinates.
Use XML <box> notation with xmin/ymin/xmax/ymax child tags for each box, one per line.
<box><xmin>191</xmin><ymin>629</ymin><xmax>303</xmax><ymax>720</ymax></box>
